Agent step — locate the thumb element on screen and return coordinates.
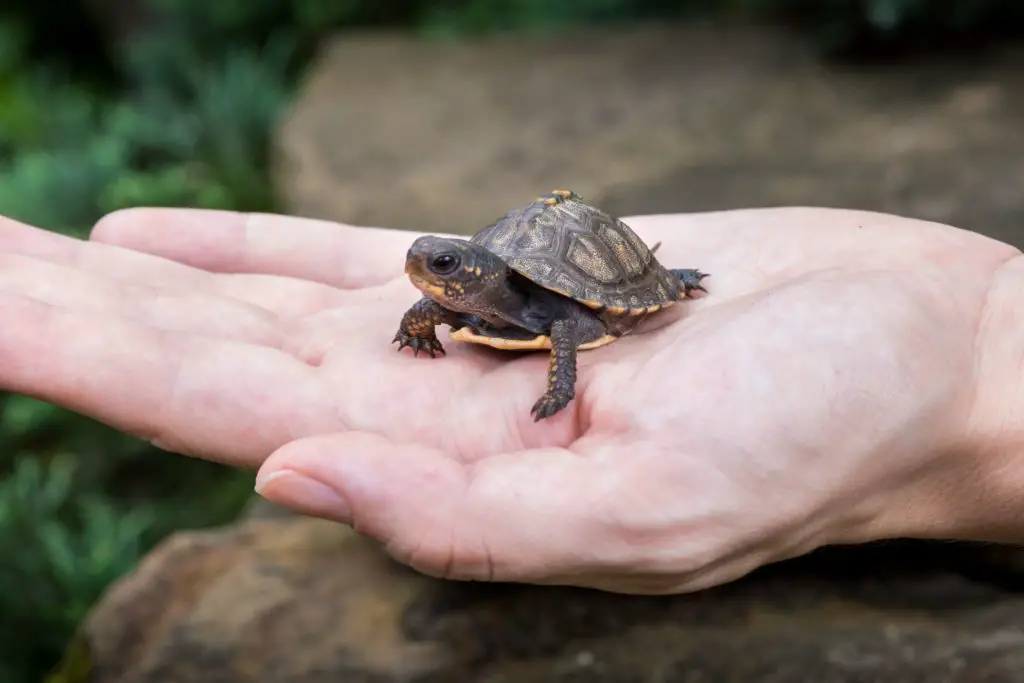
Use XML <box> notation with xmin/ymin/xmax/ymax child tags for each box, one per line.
<box><xmin>254</xmin><ymin>431</ymin><xmax>628</xmax><ymax>584</ymax></box>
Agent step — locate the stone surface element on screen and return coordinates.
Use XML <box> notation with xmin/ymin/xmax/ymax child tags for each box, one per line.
<box><xmin>274</xmin><ymin>22</ymin><xmax>1024</xmax><ymax>249</ymax></box>
<box><xmin>63</xmin><ymin>506</ymin><xmax>1024</xmax><ymax>682</ymax></box>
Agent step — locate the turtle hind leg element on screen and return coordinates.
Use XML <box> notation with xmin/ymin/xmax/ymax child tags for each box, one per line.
<box><xmin>669</xmin><ymin>268</ymin><xmax>710</xmax><ymax>296</ymax></box>
<box><xmin>530</xmin><ymin>310</ymin><xmax>605</xmax><ymax>421</ymax></box>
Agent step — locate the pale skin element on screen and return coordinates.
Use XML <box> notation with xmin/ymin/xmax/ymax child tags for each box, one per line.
<box><xmin>0</xmin><ymin>205</ymin><xmax>1022</xmax><ymax>595</ymax></box>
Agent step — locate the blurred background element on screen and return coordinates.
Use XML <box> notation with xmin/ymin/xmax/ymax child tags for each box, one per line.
<box><xmin>1</xmin><ymin>1</ymin><xmax>1023</xmax><ymax>682</ymax></box>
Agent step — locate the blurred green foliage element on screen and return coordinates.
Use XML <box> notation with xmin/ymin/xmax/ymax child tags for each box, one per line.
<box><xmin>0</xmin><ymin>1</ymin><xmax>1021</xmax><ymax>682</ymax></box>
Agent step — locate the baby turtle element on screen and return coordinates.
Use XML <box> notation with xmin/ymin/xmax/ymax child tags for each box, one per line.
<box><xmin>393</xmin><ymin>190</ymin><xmax>708</xmax><ymax>421</ymax></box>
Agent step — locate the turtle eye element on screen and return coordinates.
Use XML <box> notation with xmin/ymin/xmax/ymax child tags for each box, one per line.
<box><xmin>430</xmin><ymin>253</ymin><xmax>459</xmax><ymax>274</ymax></box>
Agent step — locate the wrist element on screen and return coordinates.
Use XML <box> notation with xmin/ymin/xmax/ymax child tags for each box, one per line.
<box><xmin>836</xmin><ymin>253</ymin><xmax>1024</xmax><ymax>548</ymax></box>
<box><xmin>893</xmin><ymin>254</ymin><xmax>1024</xmax><ymax>545</ymax></box>
<box><xmin>958</xmin><ymin>254</ymin><xmax>1024</xmax><ymax>543</ymax></box>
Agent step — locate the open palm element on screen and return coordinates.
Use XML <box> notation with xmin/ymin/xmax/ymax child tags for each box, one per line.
<box><xmin>0</xmin><ymin>205</ymin><xmax>1015</xmax><ymax>593</ymax></box>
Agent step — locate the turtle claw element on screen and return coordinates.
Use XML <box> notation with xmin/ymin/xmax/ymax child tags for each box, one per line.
<box><xmin>530</xmin><ymin>391</ymin><xmax>572</xmax><ymax>421</ymax></box>
<box><xmin>393</xmin><ymin>330</ymin><xmax>446</xmax><ymax>358</ymax></box>
<box><xmin>672</xmin><ymin>268</ymin><xmax>710</xmax><ymax>296</ymax></box>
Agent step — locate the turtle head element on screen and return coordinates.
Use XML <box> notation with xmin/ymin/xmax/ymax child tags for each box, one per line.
<box><xmin>404</xmin><ymin>235</ymin><xmax>513</xmax><ymax>315</ymax></box>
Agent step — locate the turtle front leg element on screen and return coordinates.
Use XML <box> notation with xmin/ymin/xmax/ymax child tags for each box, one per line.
<box><xmin>669</xmin><ymin>268</ymin><xmax>710</xmax><ymax>296</ymax></box>
<box><xmin>530</xmin><ymin>313</ymin><xmax>605</xmax><ymax>421</ymax></box>
<box><xmin>393</xmin><ymin>297</ymin><xmax>463</xmax><ymax>358</ymax></box>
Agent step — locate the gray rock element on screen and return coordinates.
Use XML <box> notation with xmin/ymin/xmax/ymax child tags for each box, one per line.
<box><xmin>58</xmin><ymin>513</ymin><xmax>1024</xmax><ymax>682</ymax></box>
<box><xmin>273</xmin><ymin>22</ymin><xmax>1024</xmax><ymax>249</ymax></box>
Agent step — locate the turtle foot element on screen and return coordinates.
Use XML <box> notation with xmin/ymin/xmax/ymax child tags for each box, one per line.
<box><xmin>671</xmin><ymin>268</ymin><xmax>710</xmax><ymax>295</ymax></box>
<box><xmin>530</xmin><ymin>390</ymin><xmax>573</xmax><ymax>421</ymax></box>
<box><xmin>393</xmin><ymin>330</ymin><xmax>446</xmax><ymax>358</ymax></box>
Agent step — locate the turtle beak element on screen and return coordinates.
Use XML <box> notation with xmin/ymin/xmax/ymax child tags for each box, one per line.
<box><xmin>404</xmin><ymin>237</ymin><xmax>446</xmax><ymax>298</ymax></box>
<box><xmin>404</xmin><ymin>240</ymin><xmax>431</xmax><ymax>278</ymax></box>
<box><xmin>403</xmin><ymin>255</ymin><xmax>422</xmax><ymax>277</ymax></box>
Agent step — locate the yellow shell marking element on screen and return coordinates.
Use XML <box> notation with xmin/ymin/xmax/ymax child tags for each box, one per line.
<box><xmin>450</xmin><ymin>327</ymin><xmax>617</xmax><ymax>351</ymax></box>
<box><xmin>537</xmin><ymin>189</ymin><xmax>574</xmax><ymax>205</ymax></box>
<box><xmin>592</xmin><ymin>301</ymin><xmax>672</xmax><ymax>315</ymax></box>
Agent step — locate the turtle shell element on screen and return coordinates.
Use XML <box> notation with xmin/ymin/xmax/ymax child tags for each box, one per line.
<box><xmin>470</xmin><ymin>190</ymin><xmax>684</xmax><ymax>315</ymax></box>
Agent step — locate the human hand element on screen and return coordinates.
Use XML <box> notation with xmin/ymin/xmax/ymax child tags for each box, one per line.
<box><xmin>0</xmin><ymin>205</ymin><xmax>1019</xmax><ymax>594</ymax></box>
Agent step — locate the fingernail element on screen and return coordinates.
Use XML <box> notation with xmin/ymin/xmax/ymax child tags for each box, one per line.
<box><xmin>255</xmin><ymin>470</ymin><xmax>352</xmax><ymax>523</ymax></box>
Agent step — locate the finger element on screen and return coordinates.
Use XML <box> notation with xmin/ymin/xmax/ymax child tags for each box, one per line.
<box><xmin>0</xmin><ymin>213</ymin><xmax>215</xmax><ymax>289</ymax></box>
<box><xmin>0</xmin><ymin>214</ymin><xmax>351</xmax><ymax>318</ymax></box>
<box><xmin>255</xmin><ymin>432</ymin><xmax>660</xmax><ymax>585</ymax></box>
<box><xmin>91</xmin><ymin>208</ymin><xmax>437</xmax><ymax>289</ymax></box>
<box><xmin>0</xmin><ymin>290</ymin><xmax>344</xmax><ymax>467</ymax></box>
<box><xmin>0</xmin><ymin>250</ymin><xmax>285</xmax><ymax>346</ymax></box>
